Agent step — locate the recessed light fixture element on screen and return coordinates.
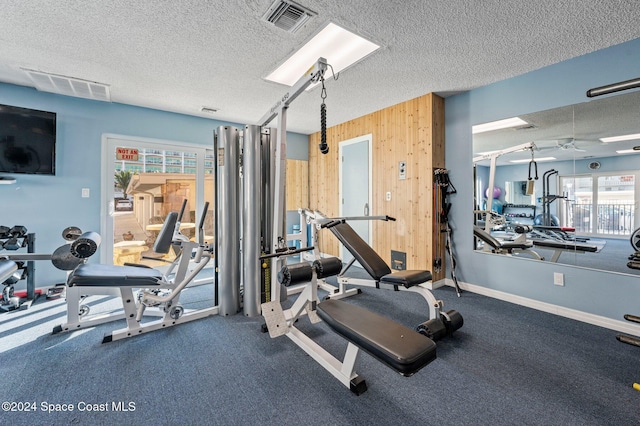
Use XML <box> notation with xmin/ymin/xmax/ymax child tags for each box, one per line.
<box><xmin>510</xmin><ymin>157</ymin><xmax>556</xmax><ymax>163</ymax></box>
<box><xmin>600</xmin><ymin>133</ymin><xmax>640</xmax><ymax>143</ymax></box>
<box><xmin>264</xmin><ymin>22</ymin><xmax>380</xmax><ymax>87</ymax></box>
<box><xmin>472</xmin><ymin>117</ymin><xmax>528</xmax><ymax>134</ymax></box>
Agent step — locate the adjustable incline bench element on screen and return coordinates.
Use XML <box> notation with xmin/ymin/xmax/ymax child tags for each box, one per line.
<box><xmin>323</xmin><ymin>220</ymin><xmax>463</xmax><ymax>341</ymax></box>
<box><xmin>262</xmin><ymin>251</ymin><xmax>436</xmax><ymax>394</ymax></box>
<box><xmin>473</xmin><ymin>225</ymin><xmax>542</xmax><ymax>260</ymax></box>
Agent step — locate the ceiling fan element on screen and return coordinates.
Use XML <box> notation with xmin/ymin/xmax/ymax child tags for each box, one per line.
<box><xmin>534</xmin><ymin>137</ymin><xmax>598</xmax><ymax>153</ymax></box>
<box><xmin>554</xmin><ymin>138</ymin><xmax>587</xmax><ymax>152</ymax></box>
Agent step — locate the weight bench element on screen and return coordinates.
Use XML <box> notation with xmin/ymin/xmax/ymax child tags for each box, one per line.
<box><xmin>53</xmin><ymin>202</ymin><xmax>216</xmax><ymax>342</ymax></box>
<box><xmin>317</xmin><ymin>299</ymin><xmax>436</xmax><ymax>376</ymax></box>
<box><xmin>321</xmin><ymin>221</ymin><xmax>463</xmax><ymax>339</ymax></box>
<box><xmin>263</xmin><ymin>255</ymin><xmax>436</xmax><ymax>394</ymax></box>
<box><xmin>473</xmin><ymin>226</ymin><xmax>542</xmax><ymax>260</ymax></box>
<box><xmin>531</xmin><ymin>239</ymin><xmax>600</xmax><ymax>263</ymax></box>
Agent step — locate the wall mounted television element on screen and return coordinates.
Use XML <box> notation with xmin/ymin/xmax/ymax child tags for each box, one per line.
<box><xmin>0</xmin><ymin>104</ymin><xmax>56</xmax><ymax>175</ymax></box>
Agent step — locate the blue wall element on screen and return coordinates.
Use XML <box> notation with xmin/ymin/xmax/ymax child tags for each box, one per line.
<box><xmin>0</xmin><ymin>83</ymin><xmax>308</xmax><ymax>286</ymax></box>
<box><xmin>445</xmin><ymin>37</ymin><xmax>640</xmax><ymax>321</ymax></box>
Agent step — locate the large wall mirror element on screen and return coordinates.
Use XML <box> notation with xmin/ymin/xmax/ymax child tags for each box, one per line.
<box><xmin>472</xmin><ymin>89</ymin><xmax>640</xmax><ymax>276</ymax></box>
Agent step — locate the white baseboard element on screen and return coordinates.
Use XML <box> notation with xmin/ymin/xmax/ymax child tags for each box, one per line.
<box><xmin>442</xmin><ymin>278</ymin><xmax>640</xmax><ymax>338</ymax></box>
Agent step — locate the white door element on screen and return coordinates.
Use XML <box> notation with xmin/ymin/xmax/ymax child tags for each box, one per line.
<box><xmin>101</xmin><ymin>134</ymin><xmax>214</xmax><ymax>267</ymax></box>
<box><xmin>339</xmin><ymin>135</ymin><xmax>372</xmax><ymax>263</ymax></box>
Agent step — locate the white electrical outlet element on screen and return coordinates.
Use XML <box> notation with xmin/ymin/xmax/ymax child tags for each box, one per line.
<box><xmin>553</xmin><ymin>272</ymin><xmax>564</xmax><ymax>286</ymax></box>
<box><xmin>82</xmin><ymin>188</ymin><xmax>90</xmax><ymax>198</ymax></box>
<box><xmin>386</xmin><ymin>191</ymin><xmax>391</xmax><ymax>201</ymax></box>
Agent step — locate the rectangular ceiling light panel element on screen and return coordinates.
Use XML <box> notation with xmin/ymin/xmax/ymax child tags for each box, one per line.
<box><xmin>472</xmin><ymin>117</ymin><xmax>528</xmax><ymax>134</ymax></box>
<box><xmin>22</xmin><ymin>69</ymin><xmax>111</xmax><ymax>102</ymax></box>
<box><xmin>265</xmin><ymin>22</ymin><xmax>380</xmax><ymax>87</ymax></box>
<box><xmin>510</xmin><ymin>157</ymin><xmax>556</xmax><ymax>163</ymax></box>
<box><xmin>600</xmin><ymin>133</ymin><xmax>640</xmax><ymax>143</ymax></box>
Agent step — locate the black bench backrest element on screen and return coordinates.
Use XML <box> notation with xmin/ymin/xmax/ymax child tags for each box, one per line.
<box><xmin>473</xmin><ymin>225</ymin><xmax>501</xmax><ymax>249</ymax></box>
<box><xmin>153</xmin><ymin>212</ymin><xmax>178</xmax><ymax>254</ymax></box>
<box><xmin>329</xmin><ymin>222</ymin><xmax>391</xmax><ymax>280</ymax></box>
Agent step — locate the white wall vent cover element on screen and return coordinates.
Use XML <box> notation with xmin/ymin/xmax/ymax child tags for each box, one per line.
<box><xmin>22</xmin><ymin>69</ymin><xmax>111</xmax><ymax>102</ymax></box>
<box><xmin>262</xmin><ymin>0</ymin><xmax>315</xmax><ymax>33</ymax></box>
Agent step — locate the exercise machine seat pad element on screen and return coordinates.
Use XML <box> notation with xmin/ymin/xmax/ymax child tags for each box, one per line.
<box><xmin>0</xmin><ymin>259</ymin><xmax>18</xmax><ymax>282</ymax></box>
<box><xmin>380</xmin><ymin>270</ymin><xmax>433</xmax><ymax>288</ymax></box>
<box><xmin>317</xmin><ymin>299</ymin><xmax>437</xmax><ymax>376</ymax></box>
<box><xmin>67</xmin><ymin>264</ymin><xmax>163</xmax><ymax>287</ymax></box>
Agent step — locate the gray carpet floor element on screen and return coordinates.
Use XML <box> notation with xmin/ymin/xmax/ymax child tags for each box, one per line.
<box><xmin>0</xmin><ymin>278</ymin><xmax>638</xmax><ymax>425</ymax></box>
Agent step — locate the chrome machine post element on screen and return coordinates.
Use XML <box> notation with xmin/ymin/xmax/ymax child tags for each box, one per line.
<box><xmin>215</xmin><ymin>125</ymin><xmax>241</xmax><ymax>316</ymax></box>
<box><xmin>242</xmin><ymin>125</ymin><xmax>262</xmax><ymax>317</ymax></box>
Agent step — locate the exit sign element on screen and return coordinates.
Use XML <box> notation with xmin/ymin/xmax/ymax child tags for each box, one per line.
<box><xmin>116</xmin><ymin>147</ymin><xmax>139</xmax><ymax>161</ymax></box>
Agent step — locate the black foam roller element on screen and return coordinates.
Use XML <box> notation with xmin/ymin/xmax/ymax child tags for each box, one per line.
<box><xmin>277</xmin><ymin>262</ymin><xmax>313</xmax><ymax>287</ymax></box>
<box><xmin>313</xmin><ymin>257</ymin><xmax>342</xmax><ymax>278</ymax></box>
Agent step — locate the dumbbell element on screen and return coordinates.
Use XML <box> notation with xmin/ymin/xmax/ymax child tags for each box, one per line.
<box><xmin>9</xmin><ymin>226</ymin><xmax>27</xmax><ymax>237</ymax></box>
<box><xmin>2</xmin><ymin>226</ymin><xmax>28</xmax><ymax>251</ymax></box>
<box><xmin>2</xmin><ymin>237</ymin><xmax>25</xmax><ymax>251</ymax></box>
<box><xmin>0</xmin><ymin>225</ymin><xmax>10</xmax><ymax>239</ymax></box>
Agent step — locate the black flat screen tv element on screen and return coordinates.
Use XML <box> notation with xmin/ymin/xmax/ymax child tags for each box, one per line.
<box><xmin>0</xmin><ymin>104</ymin><xmax>56</xmax><ymax>175</ymax></box>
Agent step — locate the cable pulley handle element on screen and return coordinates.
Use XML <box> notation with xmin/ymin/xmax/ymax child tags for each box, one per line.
<box><xmin>320</xmin><ymin>219</ymin><xmax>344</xmax><ymax>229</ymax></box>
<box><xmin>259</xmin><ymin>246</ymin><xmax>315</xmax><ymax>260</ymax></box>
<box><xmin>528</xmin><ymin>149</ymin><xmax>538</xmax><ymax>180</ymax></box>
<box><xmin>528</xmin><ymin>160</ymin><xmax>538</xmax><ymax>180</ymax></box>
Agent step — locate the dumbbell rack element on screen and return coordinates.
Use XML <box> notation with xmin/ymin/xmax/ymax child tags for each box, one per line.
<box><xmin>1</xmin><ymin>233</ymin><xmax>38</xmax><ymax>310</ymax></box>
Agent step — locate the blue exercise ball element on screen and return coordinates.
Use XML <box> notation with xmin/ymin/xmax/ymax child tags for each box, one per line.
<box><xmin>534</xmin><ymin>214</ymin><xmax>559</xmax><ymax>226</ymax></box>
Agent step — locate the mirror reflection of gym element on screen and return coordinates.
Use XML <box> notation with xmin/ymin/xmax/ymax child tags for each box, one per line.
<box><xmin>472</xmin><ymin>89</ymin><xmax>640</xmax><ymax>276</ymax></box>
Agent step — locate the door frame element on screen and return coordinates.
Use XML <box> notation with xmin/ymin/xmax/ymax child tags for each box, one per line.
<box><xmin>101</xmin><ymin>133</ymin><xmax>210</xmax><ymax>264</ymax></box>
<box><xmin>338</xmin><ymin>134</ymin><xmax>373</xmax><ymax>261</ymax></box>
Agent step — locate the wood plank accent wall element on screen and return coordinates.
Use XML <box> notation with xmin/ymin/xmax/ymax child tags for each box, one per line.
<box><xmin>308</xmin><ymin>93</ymin><xmax>445</xmax><ymax>279</ymax></box>
<box><xmin>286</xmin><ymin>159</ymin><xmax>309</xmax><ymax>210</ymax></box>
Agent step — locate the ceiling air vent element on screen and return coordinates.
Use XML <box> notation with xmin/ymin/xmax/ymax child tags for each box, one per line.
<box><xmin>262</xmin><ymin>0</ymin><xmax>315</xmax><ymax>33</ymax></box>
<box><xmin>22</xmin><ymin>69</ymin><xmax>111</xmax><ymax>102</ymax></box>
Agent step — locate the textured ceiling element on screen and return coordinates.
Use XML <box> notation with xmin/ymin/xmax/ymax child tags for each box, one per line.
<box><xmin>0</xmin><ymin>1</ymin><xmax>639</xmax><ymax>134</ymax></box>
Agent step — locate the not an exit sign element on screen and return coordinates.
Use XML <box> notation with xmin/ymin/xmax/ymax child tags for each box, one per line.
<box><xmin>116</xmin><ymin>147</ymin><xmax>139</xmax><ymax>161</ymax></box>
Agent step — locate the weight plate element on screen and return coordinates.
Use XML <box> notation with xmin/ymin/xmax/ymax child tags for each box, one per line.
<box><xmin>51</xmin><ymin>245</ymin><xmax>84</xmax><ymax>271</ymax></box>
<box><xmin>62</xmin><ymin>226</ymin><xmax>82</xmax><ymax>241</ymax></box>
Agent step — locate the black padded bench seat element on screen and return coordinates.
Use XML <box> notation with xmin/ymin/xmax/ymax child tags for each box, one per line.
<box><xmin>0</xmin><ymin>259</ymin><xmax>18</xmax><ymax>282</ymax></box>
<box><xmin>68</xmin><ymin>264</ymin><xmax>163</xmax><ymax>287</ymax></box>
<box><xmin>329</xmin><ymin>221</ymin><xmax>432</xmax><ymax>287</ymax></box>
<box><xmin>317</xmin><ymin>299</ymin><xmax>437</xmax><ymax>376</ymax></box>
<box><xmin>379</xmin><ymin>269</ymin><xmax>432</xmax><ymax>287</ymax></box>
<box><xmin>532</xmin><ymin>240</ymin><xmax>598</xmax><ymax>252</ymax></box>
